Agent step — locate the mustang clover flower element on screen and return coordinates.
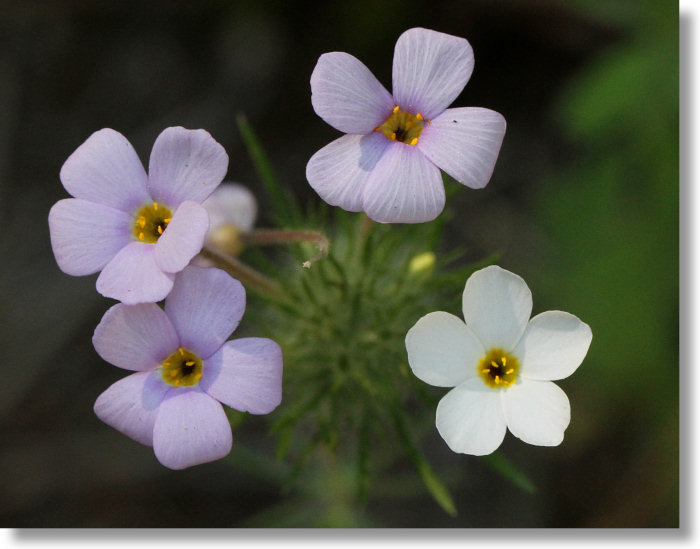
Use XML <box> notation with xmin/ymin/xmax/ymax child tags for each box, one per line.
<box><xmin>49</xmin><ymin>127</ymin><xmax>228</xmax><ymax>304</ymax></box>
<box><xmin>306</xmin><ymin>27</ymin><xmax>506</xmax><ymax>223</ymax></box>
<box><xmin>92</xmin><ymin>265</ymin><xmax>283</xmax><ymax>470</ymax></box>
<box><xmin>405</xmin><ymin>265</ymin><xmax>592</xmax><ymax>455</ymax></box>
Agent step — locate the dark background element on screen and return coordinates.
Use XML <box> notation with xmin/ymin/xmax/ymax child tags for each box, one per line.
<box><xmin>0</xmin><ymin>0</ymin><xmax>678</xmax><ymax>527</ymax></box>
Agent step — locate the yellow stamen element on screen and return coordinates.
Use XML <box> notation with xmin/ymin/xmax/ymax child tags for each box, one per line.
<box><xmin>409</xmin><ymin>137</ymin><xmax>418</xmax><ymax>145</ymax></box>
<box><xmin>491</xmin><ymin>361</ymin><xmax>499</xmax><ymax>368</ymax></box>
<box><xmin>494</xmin><ymin>375</ymin><xmax>501</xmax><ymax>384</ymax></box>
<box><xmin>390</xmin><ymin>132</ymin><xmax>397</xmax><ymax>140</ymax></box>
<box><xmin>501</xmin><ymin>357</ymin><xmax>507</xmax><ymax>366</ymax></box>
<box><xmin>506</xmin><ymin>369</ymin><xmax>514</xmax><ymax>375</ymax></box>
<box><xmin>178</xmin><ymin>348</ymin><xmax>185</xmax><ymax>356</ymax></box>
<box><xmin>416</xmin><ymin>113</ymin><xmax>423</xmax><ymax>120</ymax></box>
<box><xmin>137</xmin><ymin>216</ymin><xmax>146</xmax><ymax>228</ymax></box>
<box><xmin>157</xmin><ymin>226</ymin><xmax>163</xmax><ymax>234</ymax></box>
<box><xmin>164</xmin><ymin>218</ymin><xmax>171</xmax><ymax>223</ymax></box>
<box><xmin>393</xmin><ymin>105</ymin><xmax>400</xmax><ymax>114</ymax></box>
<box><xmin>482</xmin><ymin>368</ymin><xmax>491</xmax><ymax>374</ymax></box>
<box><xmin>173</xmin><ymin>379</ymin><xmax>180</xmax><ymax>387</ymax></box>
<box><xmin>153</xmin><ymin>202</ymin><xmax>158</xmax><ymax>211</ymax></box>
<box><xmin>138</xmin><ymin>232</ymin><xmax>144</xmax><ymax>241</ymax></box>
<box><xmin>185</xmin><ymin>361</ymin><xmax>195</xmax><ymax>366</ymax></box>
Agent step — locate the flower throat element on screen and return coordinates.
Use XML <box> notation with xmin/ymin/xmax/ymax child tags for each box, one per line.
<box><xmin>377</xmin><ymin>106</ymin><xmax>426</xmax><ymax>145</ymax></box>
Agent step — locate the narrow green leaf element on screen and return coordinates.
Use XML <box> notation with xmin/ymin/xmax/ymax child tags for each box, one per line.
<box><xmin>236</xmin><ymin>114</ymin><xmax>301</xmax><ymax>225</ymax></box>
<box><xmin>481</xmin><ymin>452</ymin><xmax>537</xmax><ymax>494</ymax></box>
<box><xmin>391</xmin><ymin>409</ymin><xmax>457</xmax><ymax>516</ymax></box>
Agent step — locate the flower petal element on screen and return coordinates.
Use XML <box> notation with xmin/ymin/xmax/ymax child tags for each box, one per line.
<box><xmin>202</xmin><ymin>338</ymin><xmax>283</xmax><ymax>415</ymax></box>
<box><xmin>418</xmin><ymin>107</ymin><xmax>506</xmax><ymax>189</ymax></box>
<box><xmin>92</xmin><ymin>303</ymin><xmax>179</xmax><ymax>371</ymax></box>
<box><xmin>48</xmin><ymin>198</ymin><xmax>131</xmax><ymax>276</ymax></box>
<box><xmin>96</xmin><ymin>241</ymin><xmax>175</xmax><ymax>304</ymax></box>
<box><xmin>462</xmin><ymin>265</ymin><xmax>532</xmax><ymax>352</ymax></box>
<box><xmin>392</xmin><ymin>28</ymin><xmax>474</xmax><ymax>120</ymax></box>
<box><xmin>153</xmin><ymin>389</ymin><xmax>232</xmax><ymax>469</ymax></box>
<box><xmin>306</xmin><ymin>132</ymin><xmax>389</xmax><ymax>212</ymax></box>
<box><xmin>406</xmin><ymin>311</ymin><xmax>484</xmax><ymax>387</ymax></box>
<box><xmin>515</xmin><ymin>311</ymin><xmax>592</xmax><ymax>381</ymax></box>
<box><xmin>94</xmin><ymin>371</ymin><xmax>169</xmax><ymax>446</ymax></box>
<box><xmin>502</xmin><ymin>379</ymin><xmax>570</xmax><ymax>447</ymax></box>
<box><xmin>435</xmin><ymin>377</ymin><xmax>506</xmax><ymax>455</ymax></box>
<box><xmin>60</xmin><ymin>128</ymin><xmax>151</xmax><ymax>212</ymax></box>
<box><xmin>164</xmin><ymin>266</ymin><xmax>246</xmax><ymax>359</ymax></box>
<box><xmin>203</xmin><ymin>183</ymin><xmax>257</xmax><ymax>232</ymax></box>
<box><xmin>361</xmin><ymin>142</ymin><xmax>445</xmax><ymax>223</ymax></box>
<box><xmin>310</xmin><ymin>52</ymin><xmax>395</xmax><ymax>134</ymax></box>
<box><xmin>147</xmin><ymin>127</ymin><xmax>228</xmax><ymax>207</ymax></box>
<box><xmin>153</xmin><ymin>201</ymin><xmax>209</xmax><ymax>274</ymax></box>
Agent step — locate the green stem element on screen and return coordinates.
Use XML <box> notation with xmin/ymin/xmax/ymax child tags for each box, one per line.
<box><xmin>199</xmin><ymin>245</ymin><xmax>281</xmax><ymax>296</ymax></box>
<box><xmin>241</xmin><ymin>228</ymin><xmax>330</xmax><ymax>268</ymax></box>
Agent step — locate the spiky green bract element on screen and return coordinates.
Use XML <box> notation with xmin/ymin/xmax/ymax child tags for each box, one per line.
<box><xmin>245</xmin><ymin>207</ymin><xmax>479</xmax><ymax>515</ymax></box>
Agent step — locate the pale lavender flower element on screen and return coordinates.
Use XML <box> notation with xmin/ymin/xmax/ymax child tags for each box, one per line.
<box><xmin>48</xmin><ymin>127</ymin><xmax>228</xmax><ymax>304</ymax></box>
<box><xmin>92</xmin><ymin>265</ymin><xmax>283</xmax><ymax>470</ymax></box>
<box><xmin>306</xmin><ymin>27</ymin><xmax>506</xmax><ymax>223</ymax></box>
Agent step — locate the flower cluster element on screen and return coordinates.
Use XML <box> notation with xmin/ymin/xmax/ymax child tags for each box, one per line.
<box><xmin>47</xmin><ymin>27</ymin><xmax>592</xmax><ymax>498</ymax></box>
<box><xmin>49</xmin><ymin>128</ymin><xmax>282</xmax><ymax>469</ymax></box>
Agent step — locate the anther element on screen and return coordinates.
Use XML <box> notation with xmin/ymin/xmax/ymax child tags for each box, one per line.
<box><xmin>157</xmin><ymin>226</ymin><xmax>163</xmax><ymax>235</ymax></box>
<box><xmin>491</xmin><ymin>361</ymin><xmax>499</xmax><ymax>368</ymax></box>
<box><xmin>185</xmin><ymin>361</ymin><xmax>195</xmax><ymax>366</ymax></box>
<box><xmin>391</xmin><ymin>132</ymin><xmax>397</xmax><ymax>140</ymax></box>
<box><xmin>153</xmin><ymin>202</ymin><xmax>158</xmax><ymax>211</ymax></box>
<box><xmin>506</xmin><ymin>369</ymin><xmax>514</xmax><ymax>375</ymax></box>
<box><xmin>137</xmin><ymin>216</ymin><xmax>146</xmax><ymax>228</ymax></box>
<box><xmin>164</xmin><ymin>218</ymin><xmax>171</xmax><ymax>224</ymax></box>
<box><xmin>501</xmin><ymin>357</ymin><xmax>507</xmax><ymax>366</ymax></box>
<box><xmin>393</xmin><ymin>105</ymin><xmax>400</xmax><ymax>114</ymax></box>
<box><xmin>138</xmin><ymin>232</ymin><xmax>144</xmax><ymax>241</ymax></box>
<box><xmin>178</xmin><ymin>348</ymin><xmax>185</xmax><ymax>356</ymax></box>
<box><xmin>494</xmin><ymin>375</ymin><xmax>501</xmax><ymax>384</ymax></box>
<box><xmin>416</xmin><ymin>113</ymin><xmax>423</xmax><ymax>120</ymax></box>
<box><xmin>409</xmin><ymin>137</ymin><xmax>418</xmax><ymax>145</ymax></box>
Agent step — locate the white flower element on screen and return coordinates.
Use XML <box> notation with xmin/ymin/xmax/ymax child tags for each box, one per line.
<box><xmin>405</xmin><ymin>265</ymin><xmax>592</xmax><ymax>455</ymax></box>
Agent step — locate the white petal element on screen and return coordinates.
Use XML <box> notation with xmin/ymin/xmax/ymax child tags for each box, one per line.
<box><xmin>502</xmin><ymin>379</ymin><xmax>570</xmax><ymax>447</ymax></box>
<box><xmin>515</xmin><ymin>311</ymin><xmax>593</xmax><ymax>381</ymax></box>
<box><xmin>310</xmin><ymin>52</ymin><xmax>395</xmax><ymax>134</ymax></box>
<box><xmin>418</xmin><ymin>107</ymin><xmax>506</xmax><ymax>189</ymax></box>
<box><xmin>462</xmin><ymin>265</ymin><xmax>532</xmax><ymax>351</ymax></box>
<box><xmin>306</xmin><ymin>132</ymin><xmax>389</xmax><ymax>212</ymax></box>
<box><xmin>361</xmin><ymin>142</ymin><xmax>445</xmax><ymax>223</ymax></box>
<box><xmin>435</xmin><ymin>377</ymin><xmax>507</xmax><ymax>455</ymax></box>
<box><xmin>392</xmin><ymin>28</ymin><xmax>474</xmax><ymax>120</ymax></box>
<box><xmin>406</xmin><ymin>311</ymin><xmax>484</xmax><ymax>387</ymax></box>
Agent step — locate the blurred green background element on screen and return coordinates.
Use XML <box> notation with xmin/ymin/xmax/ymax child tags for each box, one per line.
<box><xmin>0</xmin><ymin>0</ymin><xmax>678</xmax><ymax>527</ymax></box>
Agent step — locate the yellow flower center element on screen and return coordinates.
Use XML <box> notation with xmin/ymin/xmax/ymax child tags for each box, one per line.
<box><xmin>477</xmin><ymin>348</ymin><xmax>520</xmax><ymax>389</ymax></box>
<box><xmin>133</xmin><ymin>202</ymin><xmax>173</xmax><ymax>243</ymax></box>
<box><xmin>161</xmin><ymin>347</ymin><xmax>203</xmax><ymax>387</ymax></box>
<box><xmin>376</xmin><ymin>106</ymin><xmax>426</xmax><ymax>145</ymax></box>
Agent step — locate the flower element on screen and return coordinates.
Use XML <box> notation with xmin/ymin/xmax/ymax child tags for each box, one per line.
<box><xmin>48</xmin><ymin>126</ymin><xmax>228</xmax><ymax>304</ymax></box>
<box><xmin>92</xmin><ymin>265</ymin><xmax>283</xmax><ymax>470</ymax></box>
<box><xmin>405</xmin><ymin>265</ymin><xmax>592</xmax><ymax>455</ymax></box>
<box><xmin>201</xmin><ymin>182</ymin><xmax>257</xmax><ymax>257</ymax></box>
<box><xmin>306</xmin><ymin>27</ymin><xmax>506</xmax><ymax>224</ymax></box>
